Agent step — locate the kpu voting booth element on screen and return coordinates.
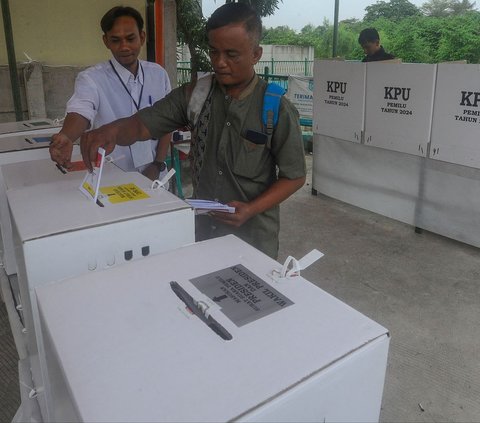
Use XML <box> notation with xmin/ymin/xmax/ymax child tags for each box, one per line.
<box><xmin>34</xmin><ymin>235</ymin><xmax>389</xmax><ymax>422</ymax></box>
<box><xmin>312</xmin><ymin>60</ymin><xmax>480</xmax><ymax>249</ymax></box>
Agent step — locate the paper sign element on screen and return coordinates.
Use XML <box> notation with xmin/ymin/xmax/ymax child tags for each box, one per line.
<box><xmin>99</xmin><ymin>183</ymin><xmax>150</xmax><ymax>204</ymax></box>
<box><xmin>190</xmin><ymin>264</ymin><xmax>294</xmax><ymax>327</ymax></box>
<box><xmin>79</xmin><ymin>148</ymin><xmax>106</xmax><ymax>203</ymax></box>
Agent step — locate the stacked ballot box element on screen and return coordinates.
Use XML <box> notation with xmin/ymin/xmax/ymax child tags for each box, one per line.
<box><xmin>6</xmin><ymin>163</ymin><xmax>195</xmax><ymax>421</ymax></box>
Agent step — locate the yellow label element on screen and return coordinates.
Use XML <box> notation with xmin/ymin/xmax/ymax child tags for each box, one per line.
<box><xmin>82</xmin><ymin>182</ymin><xmax>95</xmax><ymax>197</ymax></box>
<box><xmin>99</xmin><ymin>183</ymin><xmax>150</xmax><ymax>204</ymax></box>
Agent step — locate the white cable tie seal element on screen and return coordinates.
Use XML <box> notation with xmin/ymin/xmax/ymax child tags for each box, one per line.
<box><xmin>151</xmin><ymin>168</ymin><xmax>176</xmax><ymax>190</ymax></box>
<box><xmin>269</xmin><ymin>249</ymin><xmax>324</xmax><ymax>282</ymax></box>
<box><xmin>195</xmin><ymin>300</ymin><xmax>211</xmax><ymax>318</ymax></box>
<box><xmin>52</xmin><ymin>116</ymin><xmax>65</xmax><ymax>126</ymax></box>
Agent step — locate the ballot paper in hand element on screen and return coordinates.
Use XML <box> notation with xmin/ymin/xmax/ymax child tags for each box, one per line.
<box><xmin>185</xmin><ymin>199</ymin><xmax>235</xmax><ymax>214</ymax></box>
<box><xmin>79</xmin><ymin>148</ymin><xmax>106</xmax><ymax>204</ymax></box>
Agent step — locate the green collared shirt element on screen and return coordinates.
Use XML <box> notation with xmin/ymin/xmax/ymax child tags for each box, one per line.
<box><xmin>138</xmin><ymin>75</ymin><xmax>306</xmax><ymax>258</ymax></box>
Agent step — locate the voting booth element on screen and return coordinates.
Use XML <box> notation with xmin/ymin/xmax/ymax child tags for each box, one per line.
<box><xmin>34</xmin><ymin>235</ymin><xmax>389</xmax><ymax>422</ymax></box>
<box><xmin>7</xmin><ymin>168</ymin><xmax>195</xmax><ymax>420</ymax></box>
<box><xmin>312</xmin><ymin>60</ymin><xmax>480</xmax><ymax>249</ymax></box>
<box><xmin>364</xmin><ymin>62</ymin><xmax>436</xmax><ymax>156</ymax></box>
<box><xmin>430</xmin><ymin>63</ymin><xmax>480</xmax><ymax>168</ymax></box>
<box><xmin>313</xmin><ymin>59</ymin><xmax>366</xmax><ymax>143</ymax></box>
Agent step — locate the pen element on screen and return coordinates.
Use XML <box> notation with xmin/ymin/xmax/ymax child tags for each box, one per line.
<box><xmin>149</xmin><ymin>95</ymin><xmax>152</xmax><ymax>106</ymax></box>
<box><xmin>55</xmin><ymin>164</ymin><xmax>67</xmax><ymax>174</ymax></box>
<box><xmin>170</xmin><ymin>281</ymin><xmax>233</xmax><ymax>341</ymax></box>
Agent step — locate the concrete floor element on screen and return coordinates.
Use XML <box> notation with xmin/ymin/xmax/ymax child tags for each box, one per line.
<box><xmin>1</xmin><ymin>154</ymin><xmax>480</xmax><ymax>422</ymax></box>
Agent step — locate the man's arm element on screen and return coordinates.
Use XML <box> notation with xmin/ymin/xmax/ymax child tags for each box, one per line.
<box><xmin>80</xmin><ymin>114</ymin><xmax>151</xmax><ymax>171</ymax></box>
<box><xmin>211</xmin><ymin>176</ymin><xmax>306</xmax><ymax>227</ymax></box>
<box><xmin>142</xmin><ymin>132</ymin><xmax>172</xmax><ymax>181</ymax></box>
<box><xmin>49</xmin><ymin>112</ymin><xmax>90</xmax><ymax>169</ymax></box>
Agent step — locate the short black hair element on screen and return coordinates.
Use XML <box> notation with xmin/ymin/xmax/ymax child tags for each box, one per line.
<box><xmin>206</xmin><ymin>3</ymin><xmax>262</xmax><ymax>46</ymax></box>
<box><xmin>101</xmin><ymin>6</ymin><xmax>144</xmax><ymax>34</ymax></box>
<box><xmin>358</xmin><ymin>28</ymin><xmax>380</xmax><ymax>45</ymax></box>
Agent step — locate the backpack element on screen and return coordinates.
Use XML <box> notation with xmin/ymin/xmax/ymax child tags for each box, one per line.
<box><xmin>187</xmin><ymin>74</ymin><xmax>285</xmax><ymax>136</ymax></box>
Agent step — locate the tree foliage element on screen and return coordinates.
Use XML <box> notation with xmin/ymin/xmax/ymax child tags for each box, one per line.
<box><xmin>364</xmin><ymin>0</ymin><xmax>421</xmax><ymax>21</ymax></box>
<box><xmin>421</xmin><ymin>0</ymin><xmax>476</xmax><ymax>16</ymax></box>
<box><xmin>176</xmin><ymin>0</ymin><xmax>282</xmax><ymax>77</ymax></box>
<box><xmin>176</xmin><ymin>0</ymin><xmax>480</xmax><ymax>69</ymax></box>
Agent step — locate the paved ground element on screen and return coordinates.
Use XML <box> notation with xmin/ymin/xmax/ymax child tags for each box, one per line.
<box><xmin>1</xmin><ymin>154</ymin><xmax>480</xmax><ymax>422</ymax></box>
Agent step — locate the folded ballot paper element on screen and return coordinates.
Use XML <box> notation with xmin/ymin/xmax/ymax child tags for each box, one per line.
<box><xmin>185</xmin><ymin>199</ymin><xmax>235</xmax><ymax>214</ymax></box>
<box><xmin>79</xmin><ymin>148</ymin><xmax>106</xmax><ymax>204</ymax></box>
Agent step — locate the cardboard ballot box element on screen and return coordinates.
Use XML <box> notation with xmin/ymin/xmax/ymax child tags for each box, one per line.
<box><xmin>0</xmin><ymin>118</ymin><xmax>59</xmax><ymax>138</ymax></box>
<box><xmin>0</xmin><ymin>155</ymin><xmax>82</xmax><ymax>276</ymax></box>
<box><xmin>36</xmin><ymin>235</ymin><xmax>389</xmax><ymax>423</ymax></box>
<box><xmin>7</xmin><ymin>170</ymin><xmax>195</xmax><ymax>421</ymax></box>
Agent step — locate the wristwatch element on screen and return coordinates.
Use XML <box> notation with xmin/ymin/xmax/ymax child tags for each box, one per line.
<box><xmin>152</xmin><ymin>160</ymin><xmax>167</xmax><ymax>172</ymax></box>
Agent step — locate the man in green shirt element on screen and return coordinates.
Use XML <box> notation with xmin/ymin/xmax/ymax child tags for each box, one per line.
<box><xmin>80</xmin><ymin>2</ymin><xmax>306</xmax><ymax>258</ymax></box>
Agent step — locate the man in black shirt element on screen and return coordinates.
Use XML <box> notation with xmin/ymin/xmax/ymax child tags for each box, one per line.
<box><xmin>358</xmin><ymin>28</ymin><xmax>395</xmax><ymax>62</ymax></box>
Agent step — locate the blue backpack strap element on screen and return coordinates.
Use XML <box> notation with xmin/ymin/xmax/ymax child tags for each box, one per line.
<box><xmin>262</xmin><ymin>83</ymin><xmax>285</xmax><ymax>135</ymax></box>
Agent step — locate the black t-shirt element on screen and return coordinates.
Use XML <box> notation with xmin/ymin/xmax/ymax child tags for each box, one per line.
<box><xmin>362</xmin><ymin>46</ymin><xmax>395</xmax><ymax>62</ymax></box>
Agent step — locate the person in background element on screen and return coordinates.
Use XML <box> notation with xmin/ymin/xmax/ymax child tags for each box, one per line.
<box><xmin>358</xmin><ymin>28</ymin><xmax>395</xmax><ymax>62</ymax></box>
<box><xmin>79</xmin><ymin>2</ymin><xmax>306</xmax><ymax>259</ymax></box>
<box><xmin>49</xmin><ymin>5</ymin><xmax>172</xmax><ymax>181</ymax></box>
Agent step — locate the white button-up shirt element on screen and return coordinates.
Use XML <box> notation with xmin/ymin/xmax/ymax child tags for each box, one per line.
<box><xmin>66</xmin><ymin>57</ymin><xmax>171</xmax><ymax>171</ymax></box>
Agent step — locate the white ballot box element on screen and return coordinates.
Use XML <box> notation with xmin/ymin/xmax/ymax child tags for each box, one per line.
<box><xmin>0</xmin><ymin>133</ymin><xmax>79</xmax><ymax>276</ymax></box>
<box><xmin>7</xmin><ymin>170</ymin><xmax>195</xmax><ymax>421</ymax></box>
<box><xmin>35</xmin><ymin>235</ymin><xmax>389</xmax><ymax>423</ymax></box>
<box><xmin>0</xmin><ymin>155</ymin><xmax>81</xmax><ymax>276</ymax></box>
<box><xmin>0</xmin><ymin>118</ymin><xmax>59</xmax><ymax>138</ymax></box>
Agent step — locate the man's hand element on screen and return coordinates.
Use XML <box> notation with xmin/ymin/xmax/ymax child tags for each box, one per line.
<box><xmin>49</xmin><ymin>132</ymin><xmax>74</xmax><ymax>169</ymax></box>
<box><xmin>80</xmin><ymin>125</ymin><xmax>118</xmax><ymax>171</ymax></box>
<box><xmin>211</xmin><ymin>201</ymin><xmax>253</xmax><ymax>227</ymax></box>
<box><xmin>80</xmin><ymin>115</ymin><xmax>152</xmax><ymax>171</ymax></box>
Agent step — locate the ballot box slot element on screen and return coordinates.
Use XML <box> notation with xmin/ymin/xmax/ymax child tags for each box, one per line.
<box><xmin>170</xmin><ymin>281</ymin><xmax>233</xmax><ymax>341</ymax></box>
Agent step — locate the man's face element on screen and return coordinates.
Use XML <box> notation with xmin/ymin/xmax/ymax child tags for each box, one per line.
<box><xmin>103</xmin><ymin>16</ymin><xmax>145</xmax><ymax>73</ymax></box>
<box><xmin>207</xmin><ymin>23</ymin><xmax>262</xmax><ymax>94</ymax></box>
<box><xmin>361</xmin><ymin>40</ymin><xmax>380</xmax><ymax>56</ymax></box>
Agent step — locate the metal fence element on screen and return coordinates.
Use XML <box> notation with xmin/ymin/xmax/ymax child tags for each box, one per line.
<box><xmin>177</xmin><ymin>67</ymin><xmax>288</xmax><ymax>89</ymax></box>
<box><xmin>177</xmin><ymin>59</ymin><xmax>313</xmax><ymax>89</ymax></box>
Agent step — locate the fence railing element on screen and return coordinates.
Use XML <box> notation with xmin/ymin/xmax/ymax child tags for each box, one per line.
<box><xmin>177</xmin><ymin>67</ymin><xmax>289</xmax><ymax>90</ymax></box>
<box><xmin>177</xmin><ymin>60</ymin><xmax>311</xmax><ymax>89</ymax></box>
<box><xmin>255</xmin><ymin>59</ymin><xmax>313</xmax><ymax>76</ymax></box>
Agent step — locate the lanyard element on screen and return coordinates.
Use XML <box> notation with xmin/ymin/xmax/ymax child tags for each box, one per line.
<box><xmin>109</xmin><ymin>60</ymin><xmax>145</xmax><ymax>111</ymax></box>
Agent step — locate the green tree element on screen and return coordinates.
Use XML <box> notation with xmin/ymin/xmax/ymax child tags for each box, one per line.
<box><xmin>176</xmin><ymin>0</ymin><xmax>282</xmax><ymax>78</ymax></box>
<box><xmin>364</xmin><ymin>0</ymin><xmax>421</xmax><ymax>21</ymax></box>
<box><xmin>449</xmin><ymin>0</ymin><xmax>477</xmax><ymax>14</ymax></box>
<box><xmin>421</xmin><ymin>0</ymin><xmax>476</xmax><ymax>16</ymax></box>
<box><xmin>262</xmin><ymin>25</ymin><xmax>299</xmax><ymax>45</ymax></box>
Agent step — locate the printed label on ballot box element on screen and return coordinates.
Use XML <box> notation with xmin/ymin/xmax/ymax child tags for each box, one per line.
<box><xmin>190</xmin><ymin>264</ymin><xmax>294</xmax><ymax>327</ymax></box>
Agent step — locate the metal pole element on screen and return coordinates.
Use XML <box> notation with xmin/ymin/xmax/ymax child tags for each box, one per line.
<box><xmin>332</xmin><ymin>0</ymin><xmax>339</xmax><ymax>58</ymax></box>
<box><xmin>1</xmin><ymin>0</ymin><xmax>23</xmax><ymax>121</ymax></box>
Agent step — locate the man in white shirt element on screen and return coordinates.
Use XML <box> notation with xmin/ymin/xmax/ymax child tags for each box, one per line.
<box><xmin>49</xmin><ymin>5</ymin><xmax>172</xmax><ymax>181</ymax></box>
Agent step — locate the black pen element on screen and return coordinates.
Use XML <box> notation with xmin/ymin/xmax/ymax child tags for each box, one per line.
<box><xmin>170</xmin><ymin>281</ymin><xmax>233</xmax><ymax>341</ymax></box>
<box><xmin>55</xmin><ymin>164</ymin><xmax>67</xmax><ymax>174</ymax></box>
